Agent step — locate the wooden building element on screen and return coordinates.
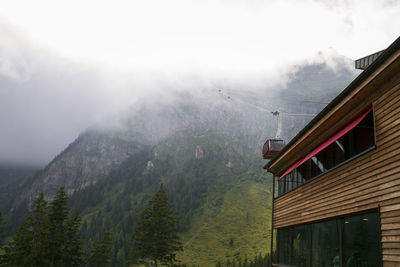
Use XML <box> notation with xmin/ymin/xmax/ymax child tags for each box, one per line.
<box><xmin>264</xmin><ymin>36</ymin><xmax>400</xmax><ymax>267</ymax></box>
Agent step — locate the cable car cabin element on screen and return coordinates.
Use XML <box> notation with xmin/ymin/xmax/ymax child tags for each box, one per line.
<box><xmin>262</xmin><ymin>139</ymin><xmax>285</xmax><ymax>159</ymax></box>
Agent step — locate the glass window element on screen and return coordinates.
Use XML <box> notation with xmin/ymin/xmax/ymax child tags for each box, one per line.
<box><xmin>315</xmin><ymin>145</ymin><xmax>332</xmax><ymax>171</ymax></box>
<box><xmin>297</xmin><ymin>163</ymin><xmax>308</xmax><ymax>182</ymax></box>
<box><xmin>306</xmin><ymin>160</ymin><xmax>312</xmax><ymax>181</ymax></box>
<box><xmin>343</xmin><ymin>212</ymin><xmax>381</xmax><ymax>267</ymax></box>
<box><xmin>354</xmin><ymin>112</ymin><xmax>374</xmax><ymax>154</ymax></box>
<box><xmin>294</xmin><ymin>169</ymin><xmax>304</xmax><ymax>188</ymax></box>
<box><xmin>287</xmin><ymin>173</ymin><xmax>293</xmax><ymax>192</ymax></box>
<box><xmin>291</xmin><ymin>225</ymin><xmax>307</xmax><ymax>267</ymax></box>
<box><xmin>284</xmin><ymin>178</ymin><xmax>287</xmax><ymax>193</ymax></box>
<box><xmin>278</xmin><ymin>110</ymin><xmax>375</xmax><ymax>196</ymax></box>
<box><xmin>334</xmin><ymin>139</ymin><xmax>346</xmax><ymax>165</ymax></box>
<box><xmin>312</xmin><ymin>220</ymin><xmax>341</xmax><ymax>267</ymax></box>
<box><xmin>344</xmin><ymin>130</ymin><xmax>356</xmax><ymax>159</ymax></box>
<box><xmin>311</xmin><ymin>156</ymin><xmax>324</xmax><ymax>175</ymax></box>
<box><xmin>277</xmin><ymin>228</ymin><xmax>291</xmax><ymax>264</ymax></box>
<box><xmin>275</xmin><ymin>211</ymin><xmax>381</xmax><ymax>267</ymax></box>
<box><xmin>277</xmin><ymin>226</ymin><xmax>307</xmax><ymax>267</ymax></box>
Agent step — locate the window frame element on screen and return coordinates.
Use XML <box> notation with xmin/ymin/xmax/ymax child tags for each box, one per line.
<box><xmin>274</xmin><ymin>209</ymin><xmax>382</xmax><ymax>267</ymax></box>
<box><xmin>277</xmin><ymin>109</ymin><xmax>375</xmax><ymax>197</ymax></box>
<box><xmin>276</xmin><ymin>145</ymin><xmax>376</xmax><ymax>199</ymax></box>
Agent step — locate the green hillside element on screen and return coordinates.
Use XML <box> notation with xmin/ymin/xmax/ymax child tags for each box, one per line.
<box><xmin>179</xmin><ymin>179</ymin><xmax>272</xmax><ymax>266</ymax></box>
<box><xmin>67</xmin><ymin>130</ymin><xmax>272</xmax><ymax>266</ymax></box>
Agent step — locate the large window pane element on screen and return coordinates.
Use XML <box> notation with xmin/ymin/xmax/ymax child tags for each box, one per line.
<box><xmin>278</xmin><ymin>179</ymin><xmax>283</xmax><ymax>195</ymax></box>
<box><xmin>312</xmin><ymin>220</ymin><xmax>340</xmax><ymax>267</ymax></box>
<box><xmin>310</xmin><ymin>156</ymin><xmax>323</xmax><ymax>177</ymax></box>
<box><xmin>343</xmin><ymin>130</ymin><xmax>356</xmax><ymax>159</ymax></box>
<box><xmin>277</xmin><ymin>228</ymin><xmax>290</xmax><ymax>264</ymax></box>
<box><xmin>274</xmin><ymin>211</ymin><xmax>381</xmax><ymax>267</ymax></box>
<box><xmin>277</xmin><ymin>226</ymin><xmax>308</xmax><ymax>267</ymax></box>
<box><xmin>315</xmin><ymin>145</ymin><xmax>332</xmax><ymax>171</ymax></box>
<box><xmin>291</xmin><ymin>225</ymin><xmax>307</xmax><ymax>267</ymax></box>
<box><xmin>342</xmin><ymin>212</ymin><xmax>381</xmax><ymax>267</ymax></box>
<box><xmin>332</xmin><ymin>140</ymin><xmax>345</xmax><ymax>167</ymax></box>
<box><xmin>354</xmin><ymin>112</ymin><xmax>374</xmax><ymax>154</ymax></box>
<box><xmin>287</xmin><ymin>172</ymin><xmax>293</xmax><ymax>192</ymax></box>
<box><xmin>297</xmin><ymin>164</ymin><xmax>308</xmax><ymax>182</ymax></box>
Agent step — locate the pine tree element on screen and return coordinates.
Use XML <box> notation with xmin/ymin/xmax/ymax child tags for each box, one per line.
<box><xmin>0</xmin><ymin>211</ymin><xmax>8</xmax><ymax>266</ymax></box>
<box><xmin>7</xmin><ymin>193</ymin><xmax>52</xmax><ymax>266</ymax></box>
<box><xmin>4</xmin><ymin>187</ymin><xmax>84</xmax><ymax>267</ymax></box>
<box><xmin>0</xmin><ymin>212</ymin><xmax>4</xmax><ymax>241</ymax></box>
<box><xmin>29</xmin><ymin>193</ymin><xmax>52</xmax><ymax>266</ymax></box>
<box><xmin>64</xmin><ymin>212</ymin><xmax>85</xmax><ymax>266</ymax></box>
<box><xmin>47</xmin><ymin>187</ymin><xmax>84</xmax><ymax>266</ymax></box>
<box><xmin>48</xmin><ymin>186</ymin><xmax>70</xmax><ymax>265</ymax></box>
<box><xmin>88</xmin><ymin>227</ymin><xmax>113</xmax><ymax>267</ymax></box>
<box><xmin>256</xmin><ymin>253</ymin><xmax>262</xmax><ymax>266</ymax></box>
<box><xmin>131</xmin><ymin>183</ymin><xmax>183</xmax><ymax>266</ymax></box>
<box><xmin>263</xmin><ymin>253</ymin><xmax>271</xmax><ymax>267</ymax></box>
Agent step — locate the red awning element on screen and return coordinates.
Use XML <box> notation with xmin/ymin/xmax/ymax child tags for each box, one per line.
<box><xmin>279</xmin><ymin>107</ymin><xmax>372</xmax><ymax>180</ymax></box>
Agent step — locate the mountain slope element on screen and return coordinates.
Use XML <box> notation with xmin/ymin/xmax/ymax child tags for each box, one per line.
<box><xmin>0</xmin><ymin>164</ymin><xmax>38</xmax><ymax>213</ymax></box>
<box><xmin>11</xmin><ymin>132</ymin><xmax>141</xmax><ymax>209</ymax></box>
<box><xmin>179</xmin><ymin>178</ymin><xmax>272</xmax><ymax>266</ymax></box>
<box><xmin>1</xmin><ymin>59</ymin><xmax>359</xmax><ymax>266</ymax></box>
<box><xmin>57</xmin><ymin>129</ymin><xmax>270</xmax><ymax>266</ymax></box>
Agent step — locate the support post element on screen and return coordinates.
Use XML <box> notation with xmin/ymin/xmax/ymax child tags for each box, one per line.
<box><xmin>270</xmin><ymin>174</ymin><xmax>275</xmax><ymax>267</ymax></box>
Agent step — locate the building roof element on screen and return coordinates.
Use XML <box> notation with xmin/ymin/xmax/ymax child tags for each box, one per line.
<box><xmin>265</xmin><ymin>36</ymin><xmax>400</xmax><ymax>173</ymax></box>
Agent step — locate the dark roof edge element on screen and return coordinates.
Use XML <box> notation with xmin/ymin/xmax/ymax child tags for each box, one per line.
<box><xmin>265</xmin><ymin>35</ymin><xmax>400</xmax><ymax>171</ymax></box>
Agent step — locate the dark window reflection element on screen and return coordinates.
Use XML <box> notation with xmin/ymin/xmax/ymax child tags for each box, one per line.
<box><xmin>291</xmin><ymin>225</ymin><xmax>307</xmax><ymax>267</ymax></box>
<box><xmin>277</xmin><ymin>228</ymin><xmax>290</xmax><ymax>264</ymax></box>
<box><xmin>343</xmin><ymin>213</ymin><xmax>381</xmax><ymax>267</ymax></box>
<box><xmin>312</xmin><ymin>220</ymin><xmax>340</xmax><ymax>267</ymax></box>
<box><xmin>276</xmin><ymin>211</ymin><xmax>381</xmax><ymax>267</ymax></box>
<box><xmin>277</xmin><ymin>226</ymin><xmax>307</xmax><ymax>267</ymax></box>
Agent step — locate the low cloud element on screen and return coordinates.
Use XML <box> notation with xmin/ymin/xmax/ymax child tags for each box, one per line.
<box><xmin>0</xmin><ymin>0</ymin><xmax>399</xmax><ymax>166</ymax></box>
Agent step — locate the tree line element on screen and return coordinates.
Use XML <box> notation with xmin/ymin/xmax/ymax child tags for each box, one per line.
<box><xmin>0</xmin><ymin>184</ymin><xmax>183</xmax><ymax>267</ymax></box>
<box><xmin>214</xmin><ymin>252</ymin><xmax>273</xmax><ymax>267</ymax></box>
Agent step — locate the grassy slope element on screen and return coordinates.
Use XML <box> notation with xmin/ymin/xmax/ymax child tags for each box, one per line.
<box><xmin>178</xmin><ymin>178</ymin><xmax>272</xmax><ymax>266</ymax></box>
<box><xmin>44</xmin><ymin>130</ymin><xmax>273</xmax><ymax>267</ymax></box>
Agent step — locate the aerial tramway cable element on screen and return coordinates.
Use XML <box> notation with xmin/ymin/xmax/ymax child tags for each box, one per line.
<box><xmin>216</xmin><ymin>89</ymin><xmax>323</xmax><ymax>159</ymax></box>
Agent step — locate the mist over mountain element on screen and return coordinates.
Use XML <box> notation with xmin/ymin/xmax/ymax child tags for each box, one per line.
<box><xmin>0</xmin><ymin>57</ymin><xmax>358</xmax><ymax>266</ymax></box>
<box><xmin>0</xmin><ymin>16</ymin><xmax>360</xmax><ymax>168</ymax></box>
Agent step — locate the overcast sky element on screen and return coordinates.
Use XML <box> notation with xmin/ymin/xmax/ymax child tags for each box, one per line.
<box><xmin>0</xmin><ymin>0</ymin><xmax>399</xmax><ymax>166</ymax></box>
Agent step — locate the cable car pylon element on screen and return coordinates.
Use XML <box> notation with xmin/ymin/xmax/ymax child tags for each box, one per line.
<box><xmin>216</xmin><ymin>88</ymin><xmax>318</xmax><ymax>160</ymax></box>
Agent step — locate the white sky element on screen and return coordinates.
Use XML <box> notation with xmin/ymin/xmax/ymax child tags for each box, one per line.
<box><xmin>0</xmin><ymin>0</ymin><xmax>399</xmax><ymax>166</ymax></box>
<box><xmin>1</xmin><ymin>0</ymin><xmax>399</xmax><ymax>73</ymax></box>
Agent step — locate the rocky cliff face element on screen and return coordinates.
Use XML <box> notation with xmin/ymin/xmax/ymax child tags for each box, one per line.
<box><xmin>12</xmin><ymin>131</ymin><xmax>140</xmax><ymax>207</ymax></box>
<box><xmin>0</xmin><ymin>164</ymin><xmax>38</xmax><ymax>213</ymax></box>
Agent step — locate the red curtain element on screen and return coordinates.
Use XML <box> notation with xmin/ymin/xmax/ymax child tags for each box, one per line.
<box><xmin>279</xmin><ymin>107</ymin><xmax>372</xmax><ymax>180</ymax></box>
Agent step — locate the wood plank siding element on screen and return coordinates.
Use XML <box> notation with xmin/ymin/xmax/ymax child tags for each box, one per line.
<box><xmin>273</xmin><ymin>67</ymin><xmax>400</xmax><ymax>265</ymax></box>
